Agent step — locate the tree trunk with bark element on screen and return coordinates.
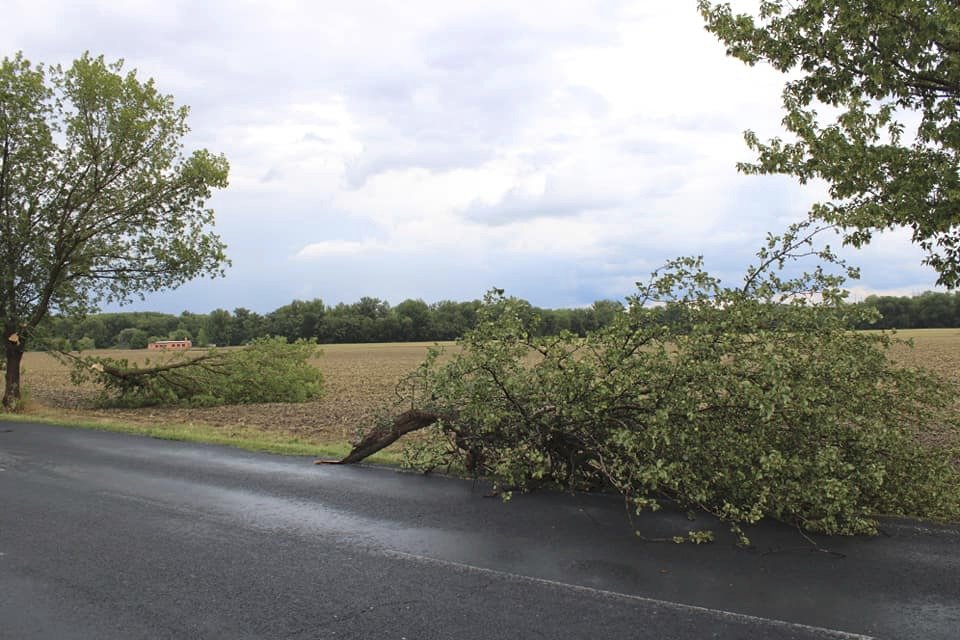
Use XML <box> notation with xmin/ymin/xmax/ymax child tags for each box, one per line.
<box><xmin>315</xmin><ymin>409</ymin><xmax>441</xmax><ymax>464</ymax></box>
<box><xmin>57</xmin><ymin>349</ymin><xmax>222</xmax><ymax>381</ymax></box>
<box><xmin>3</xmin><ymin>332</ymin><xmax>24</xmax><ymax>410</ymax></box>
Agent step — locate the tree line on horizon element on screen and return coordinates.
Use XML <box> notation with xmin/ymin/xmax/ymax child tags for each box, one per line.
<box><xmin>36</xmin><ymin>290</ymin><xmax>960</xmax><ymax>351</ymax></box>
<box><xmin>38</xmin><ymin>296</ymin><xmax>626</xmax><ymax>350</ymax></box>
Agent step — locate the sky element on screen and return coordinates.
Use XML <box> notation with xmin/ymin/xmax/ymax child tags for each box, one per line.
<box><xmin>7</xmin><ymin>1</ymin><xmax>944</xmax><ymax>314</ymax></box>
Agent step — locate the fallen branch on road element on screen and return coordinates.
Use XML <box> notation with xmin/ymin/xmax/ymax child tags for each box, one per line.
<box><xmin>315</xmin><ymin>409</ymin><xmax>441</xmax><ymax>464</ymax></box>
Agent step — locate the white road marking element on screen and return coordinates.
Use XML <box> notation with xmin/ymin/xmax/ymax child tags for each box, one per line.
<box><xmin>381</xmin><ymin>548</ymin><xmax>878</xmax><ymax>640</ymax></box>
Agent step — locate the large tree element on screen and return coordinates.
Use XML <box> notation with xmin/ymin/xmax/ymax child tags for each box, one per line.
<box><xmin>699</xmin><ymin>1</ymin><xmax>960</xmax><ymax>285</ymax></box>
<box><xmin>0</xmin><ymin>52</ymin><xmax>229</xmax><ymax>409</ymax></box>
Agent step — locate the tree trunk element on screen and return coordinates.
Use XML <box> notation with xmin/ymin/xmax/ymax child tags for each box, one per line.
<box><xmin>3</xmin><ymin>335</ymin><xmax>25</xmax><ymax>411</ymax></box>
<box><xmin>56</xmin><ymin>349</ymin><xmax>222</xmax><ymax>379</ymax></box>
<box><xmin>315</xmin><ymin>409</ymin><xmax>441</xmax><ymax>465</ymax></box>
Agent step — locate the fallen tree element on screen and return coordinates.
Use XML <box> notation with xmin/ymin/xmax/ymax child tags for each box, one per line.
<box><xmin>328</xmin><ymin>222</ymin><xmax>960</xmax><ymax>543</ymax></box>
<box><xmin>62</xmin><ymin>336</ymin><xmax>323</xmax><ymax>407</ymax></box>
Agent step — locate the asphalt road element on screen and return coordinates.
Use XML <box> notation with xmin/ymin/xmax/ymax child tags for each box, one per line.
<box><xmin>1</xmin><ymin>422</ymin><xmax>958</xmax><ymax>639</ymax></box>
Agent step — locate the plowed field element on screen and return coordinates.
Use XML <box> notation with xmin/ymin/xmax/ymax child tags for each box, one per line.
<box><xmin>19</xmin><ymin>342</ymin><xmax>454</xmax><ymax>444</ymax></box>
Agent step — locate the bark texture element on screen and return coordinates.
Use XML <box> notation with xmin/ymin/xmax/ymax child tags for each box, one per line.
<box><xmin>315</xmin><ymin>409</ymin><xmax>441</xmax><ymax>464</ymax></box>
<box><xmin>2</xmin><ymin>336</ymin><xmax>24</xmax><ymax>410</ymax></box>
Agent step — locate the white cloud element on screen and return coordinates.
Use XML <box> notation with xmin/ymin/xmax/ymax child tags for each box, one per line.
<box><xmin>295</xmin><ymin>239</ymin><xmax>391</xmax><ymax>259</ymax></box>
<box><xmin>461</xmin><ymin>175</ymin><xmax>623</xmax><ymax>226</ymax></box>
<box><xmin>6</xmin><ymin>1</ymin><xmax>941</xmax><ymax>313</ymax></box>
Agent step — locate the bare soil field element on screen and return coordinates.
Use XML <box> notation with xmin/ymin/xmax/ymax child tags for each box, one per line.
<box><xmin>13</xmin><ymin>329</ymin><xmax>960</xmax><ymax>449</ymax></box>
<box><xmin>871</xmin><ymin>329</ymin><xmax>960</xmax><ymax>451</ymax></box>
<box><xmin>19</xmin><ymin>342</ymin><xmax>455</xmax><ymax>445</ymax></box>
<box><xmin>879</xmin><ymin>328</ymin><xmax>960</xmax><ymax>379</ymax></box>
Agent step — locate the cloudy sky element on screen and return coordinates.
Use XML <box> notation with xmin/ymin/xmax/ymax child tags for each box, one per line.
<box><xmin>7</xmin><ymin>1</ymin><xmax>942</xmax><ymax>313</ymax></box>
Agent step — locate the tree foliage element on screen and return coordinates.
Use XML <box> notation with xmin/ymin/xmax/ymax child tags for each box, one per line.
<box><xmin>699</xmin><ymin>0</ymin><xmax>960</xmax><ymax>286</ymax></box>
<box><xmin>39</xmin><ymin>295</ymin><xmax>636</xmax><ymax>349</ymax></box>
<box><xmin>0</xmin><ymin>52</ymin><xmax>229</xmax><ymax>408</ymax></box>
<box><xmin>391</xmin><ymin>223</ymin><xmax>960</xmax><ymax>543</ymax></box>
<box><xmin>64</xmin><ymin>337</ymin><xmax>322</xmax><ymax>407</ymax></box>
<box><xmin>855</xmin><ymin>290</ymin><xmax>960</xmax><ymax>329</ymax></box>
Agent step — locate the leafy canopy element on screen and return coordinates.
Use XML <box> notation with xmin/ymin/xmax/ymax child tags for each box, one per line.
<box><xmin>0</xmin><ymin>52</ymin><xmax>229</xmax><ymax>321</ymax></box>
<box><xmin>400</xmin><ymin>222</ymin><xmax>960</xmax><ymax>543</ymax></box>
<box><xmin>0</xmin><ymin>51</ymin><xmax>228</xmax><ymax>407</ymax></box>
<box><xmin>699</xmin><ymin>1</ymin><xmax>960</xmax><ymax>286</ymax></box>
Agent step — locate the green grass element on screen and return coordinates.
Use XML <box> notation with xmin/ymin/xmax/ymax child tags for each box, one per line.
<box><xmin>0</xmin><ymin>412</ymin><xmax>404</xmax><ymax>465</ymax></box>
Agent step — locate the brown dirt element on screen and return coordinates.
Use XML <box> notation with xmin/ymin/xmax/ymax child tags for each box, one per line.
<box><xmin>882</xmin><ymin>329</ymin><xmax>960</xmax><ymax>451</ymax></box>
<box><xmin>883</xmin><ymin>329</ymin><xmax>960</xmax><ymax>379</ymax></box>
<box><xmin>19</xmin><ymin>343</ymin><xmax>455</xmax><ymax>443</ymax></box>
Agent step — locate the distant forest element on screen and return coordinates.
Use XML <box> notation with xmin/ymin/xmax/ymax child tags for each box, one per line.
<box><xmin>37</xmin><ymin>291</ymin><xmax>960</xmax><ymax>351</ymax></box>
<box><xmin>39</xmin><ymin>297</ymin><xmax>624</xmax><ymax>350</ymax></box>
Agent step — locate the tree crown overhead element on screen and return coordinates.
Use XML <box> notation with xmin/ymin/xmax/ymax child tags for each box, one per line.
<box><xmin>699</xmin><ymin>0</ymin><xmax>960</xmax><ymax>285</ymax></box>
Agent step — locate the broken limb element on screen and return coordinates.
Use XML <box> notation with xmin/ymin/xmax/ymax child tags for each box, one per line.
<box><xmin>315</xmin><ymin>409</ymin><xmax>441</xmax><ymax>465</ymax></box>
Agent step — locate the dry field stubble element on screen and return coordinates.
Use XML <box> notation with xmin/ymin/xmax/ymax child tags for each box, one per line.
<box><xmin>880</xmin><ymin>328</ymin><xmax>960</xmax><ymax>377</ymax></box>
<box><xmin>876</xmin><ymin>329</ymin><xmax>960</xmax><ymax>451</ymax></box>
<box><xmin>19</xmin><ymin>342</ymin><xmax>456</xmax><ymax>444</ymax></box>
<box><xmin>14</xmin><ymin>329</ymin><xmax>960</xmax><ymax>450</ymax></box>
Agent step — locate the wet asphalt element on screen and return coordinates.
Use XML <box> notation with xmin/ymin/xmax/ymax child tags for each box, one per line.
<box><xmin>1</xmin><ymin>421</ymin><xmax>958</xmax><ymax>639</ymax></box>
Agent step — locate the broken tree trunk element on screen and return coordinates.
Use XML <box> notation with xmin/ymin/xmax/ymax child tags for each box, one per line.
<box><xmin>316</xmin><ymin>408</ymin><xmax>441</xmax><ymax>464</ymax></box>
<box><xmin>55</xmin><ymin>349</ymin><xmax>223</xmax><ymax>380</ymax></box>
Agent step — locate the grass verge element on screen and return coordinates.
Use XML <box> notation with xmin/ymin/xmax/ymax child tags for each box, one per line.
<box><xmin>0</xmin><ymin>411</ymin><xmax>404</xmax><ymax>465</ymax></box>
